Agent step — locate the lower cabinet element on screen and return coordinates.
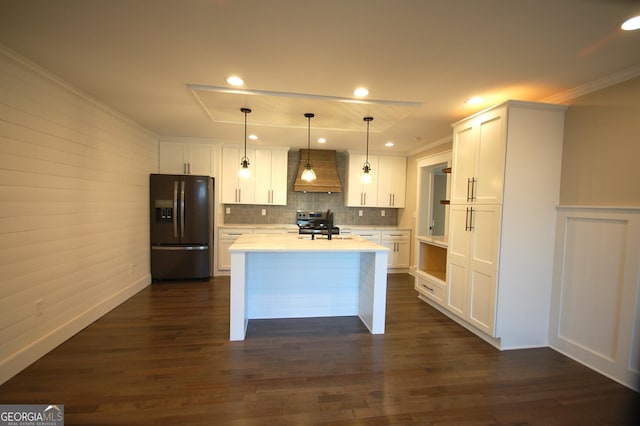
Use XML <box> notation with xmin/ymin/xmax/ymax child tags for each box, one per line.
<box><xmin>382</xmin><ymin>229</ymin><xmax>411</xmax><ymax>268</ymax></box>
<box><xmin>218</xmin><ymin>227</ymin><xmax>253</xmax><ymax>270</ymax></box>
<box><xmin>352</xmin><ymin>228</ymin><xmax>411</xmax><ymax>269</ymax></box>
<box><xmin>218</xmin><ymin>226</ymin><xmax>291</xmax><ymax>271</ymax></box>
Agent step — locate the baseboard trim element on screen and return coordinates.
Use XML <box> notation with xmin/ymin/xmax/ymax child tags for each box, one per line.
<box><xmin>0</xmin><ymin>275</ymin><xmax>150</xmax><ymax>385</ymax></box>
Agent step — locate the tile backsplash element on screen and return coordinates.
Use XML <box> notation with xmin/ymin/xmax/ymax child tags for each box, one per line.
<box><xmin>223</xmin><ymin>150</ymin><xmax>398</xmax><ymax>226</ymax></box>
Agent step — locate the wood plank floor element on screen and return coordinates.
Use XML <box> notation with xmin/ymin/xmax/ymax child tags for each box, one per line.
<box><xmin>1</xmin><ymin>273</ymin><xmax>638</xmax><ymax>425</ymax></box>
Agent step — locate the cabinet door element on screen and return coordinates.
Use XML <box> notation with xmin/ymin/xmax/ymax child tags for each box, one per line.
<box><xmin>269</xmin><ymin>150</ymin><xmax>288</xmax><ymax>205</ymax></box>
<box><xmin>378</xmin><ymin>156</ymin><xmax>406</xmax><ymax>208</ymax></box>
<box><xmin>346</xmin><ymin>154</ymin><xmax>378</xmax><ymax>206</ymax></box>
<box><xmin>254</xmin><ymin>149</ymin><xmax>272</xmax><ymax>205</ymax></box>
<box><xmin>394</xmin><ymin>239</ymin><xmax>411</xmax><ymax>267</ymax></box>
<box><xmin>254</xmin><ymin>149</ymin><xmax>288</xmax><ymax>205</ymax></box>
<box><xmin>450</xmin><ymin>124</ymin><xmax>476</xmax><ymax>204</ymax></box>
<box><xmin>451</xmin><ymin>108</ymin><xmax>506</xmax><ymax>205</ymax></box>
<box><xmin>474</xmin><ymin>109</ymin><xmax>506</xmax><ymax>204</ymax></box>
<box><xmin>221</xmin><ymin>147</ymin><xmax>241</xmax><ymax>203</ymax></box>
<box><xmin>467</xmin><ymin>204</ymin><xmax>500</xmax><ymax>335</ymax></box>
<box><xmin>222</xmin><ymin>146</ymin><xmax>255</xmax><ymax>204</ymax></box>
<box><xmin>446</xmin><ymin>205</ymin><xmax>470</xmax><ymax>316</ymax></box>
<box><xmin>187</xmin><ymin>144</ymin><xmax>212</xmax><ymax>176</ymax></box>
<box><xmin>218</xmin><ymin>239</ymin><xmax>233</xmax><ymax>270</ymax></box>
<box><xmin>159</xmin><ymin>141</ymin><xmax>187</xmax><ymax>174</ymax></box>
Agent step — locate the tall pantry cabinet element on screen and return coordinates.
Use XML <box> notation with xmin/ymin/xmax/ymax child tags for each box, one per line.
<box><xmin>446</xmin><ymin>100</ymin><xmax>566</xmax><ymax>349</ymax></box>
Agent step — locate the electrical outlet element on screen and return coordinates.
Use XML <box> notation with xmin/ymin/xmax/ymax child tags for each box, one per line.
<box><xmin>261</xmin><ymin>209</ymin><xmax>266</xmax><ymax>216</ymax></box>
<box><xmin>129</xmin><ymin>264</ymin><xmax>134</xmax><ymax>275</ymax></box>
<box><xmin>34</xmin><ymin>299</ymin><xmax>43</xmax><ymax>317</ymax></box>
<box><xmin>381</xmin><ymin>210</ymin><xmax>385</xmax><ymax>217</ymax></box>
<box><xmin>225</xmin><ymin>207</ymin><xmax>231</xmax><ymax>214</ymax></box>
<box><xmin>359</xmin><ymin>210</ymin><xmax>363</xmax><ymax>217</ymax></box>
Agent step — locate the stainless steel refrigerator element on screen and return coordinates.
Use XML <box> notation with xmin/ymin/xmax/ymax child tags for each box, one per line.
<box><xmin>150</xmin><ymin>174</ymin><xmax>213</xmax><ymax>280</ymax></box>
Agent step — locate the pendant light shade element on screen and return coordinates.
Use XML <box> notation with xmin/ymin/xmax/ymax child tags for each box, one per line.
<box><xmin>301</xmin><ymin>113</ymin><xmax>317</xmax><ymax>182</ymax></box>
<box><xmin>361</xmin><ymin>116</ymin><xmax>373</xmax><ymax>184</ymax></box>
<box><xmin>238</xmin><ymin>107</ymin><xmax>252</xmax><ymax>179</ymax></box>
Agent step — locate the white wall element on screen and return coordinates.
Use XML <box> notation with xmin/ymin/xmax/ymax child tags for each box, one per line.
<box><xmin>0</xmin><ymin>46</ymin><xmax>158</xmax><ymax>384</ymax></box>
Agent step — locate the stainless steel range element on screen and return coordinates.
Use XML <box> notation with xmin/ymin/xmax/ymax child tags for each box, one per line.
<box><xmin>296</xmin><ymin>210</ymin><xmax>339</xmax><ymax>240</ymax></box>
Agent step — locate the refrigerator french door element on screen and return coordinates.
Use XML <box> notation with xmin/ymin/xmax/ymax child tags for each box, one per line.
<box><xmin>150</xmin><ymin>174</ymin><xmax>212</xmax><ymax>280</ymax></box>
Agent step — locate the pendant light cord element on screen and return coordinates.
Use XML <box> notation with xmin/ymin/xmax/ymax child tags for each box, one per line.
<box><xmin>242</xmin><ymin>107</ymin><xmax>250</xmax><ymax>160</ymax></box>
<box><xmin>305</xmin><ymin>113</ymin><xmax>314</xmax><ymax>165</ymax></box>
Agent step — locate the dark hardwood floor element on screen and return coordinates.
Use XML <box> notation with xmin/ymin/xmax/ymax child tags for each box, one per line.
<box><xmin>1</xmin><ymin>273</ymin><xmax>638</xmax><ymax>425</ymax></box>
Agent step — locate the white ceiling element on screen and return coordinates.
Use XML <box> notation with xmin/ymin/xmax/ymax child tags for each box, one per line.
<box><xmin>1</xmin><ymin>0</ymin><xmax>639</xmax><ymax>154</ymax></box>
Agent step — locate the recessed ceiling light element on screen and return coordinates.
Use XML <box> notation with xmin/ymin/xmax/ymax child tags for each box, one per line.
<box><xmin>317</xmin><ymin>137</ymin><xmax>326</xmax><ymax>144</ymax></box>
<box><xmin>385</xmin><ymin>141</ymin><xmax>394</xmax><ymax>147</ymax></box>
<box><xmin>465</xmin><ymin>96</ymin><xmax>483</xmax><ymax>105</ymax></box>
<box><xmin>354</xmin><ymin>87</ymin><xmax>369</xmax><ymax>97</ymax></box>
<box><xmin>226</xmin><ymin>76</ymin><xmax>244</xmax><ymax>86</ymax></box>
<box><xmin>248</xmin><ymin>134</ymin><xmax>258</xmax><ymax>140</ymax></box>
<box><xmin>621</xmin><ymin>15</ymin><xmax>640</xmax><ymax>31</ymax></box>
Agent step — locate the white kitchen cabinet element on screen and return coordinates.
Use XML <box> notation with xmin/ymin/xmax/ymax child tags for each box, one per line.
<box><xmin>346</xmin><ymin>154</ymin><xmax>379</xmax><ymax>207</ymax></box>
<box><xmin>351</xmin><ymin>228</ymin><xmax>410</xmax><ymax>269</ymax></box>
<box><xmin>450</xmin><ymin>107</ymin><xmax>506</xmax><ymax>205</ymax></box>
<box><xmin>346</xmin><ymin>153</ymin><xmax>407</xmax><ymax>208</ymax></box>
<box><xmin>377</xmin><ymin>156</ymin><xmax>406</xmax><ymax>208</ymax></box>
<box><xmin>254</xmin><ymin>148</ymin><xmax>288</xmax><ymax>205</ymax></box>
<box><xmin>221</xmin><ymin>146</ymin><xmax>256</xmax><ymax>204</ymax></box>
<box><xmin>446</xmin><ymin>204</ymin><xmax>501</xmax><ymax>335</ymax></box>
<box><xmin>443</xmin><ymin>100</ymin><xmax>566</xmax><ymax>347</ymax></box>
<box><xmin>159</xmin><ymin>141</ymin><xmax>212</xmax><ymax>175</ymax></box>
<box><xmin>382</xmin><ymin>229</ymin><xmax>411</xmax><ymax>268</ymax></box>
<box><xmin>218</xmin><ymin>227</ymin><xmax>253</xmax><ymax>270</ymax></box>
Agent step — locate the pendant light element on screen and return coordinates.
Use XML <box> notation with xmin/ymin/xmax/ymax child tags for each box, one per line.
<box><xmin>300</xmin><ymin>113</ymin><xmax>317</xmax><ymax>182</ymax></box>
<box><xmin>361</xmin><ymin>116</ymin><xmax>373</xmax><ymax>184</ymax></box>
<box><xmin>238</xmin><ymin>107</ymin><xmax>252</xmax><ymax>179</ymax></box>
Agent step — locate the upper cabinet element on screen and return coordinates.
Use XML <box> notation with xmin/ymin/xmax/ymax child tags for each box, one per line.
<box><xmin>346</xmin><ymin>153</ymin><xmax>379</xmax><ymax>207</ymax></box>
<box><xmin>450</xmin><ymin>108</ymin><xmax>506</xmax><ymax>205</ymax></box>
<box><xmin>377</xmin><ymin>155</ymin><xmax>406</xmax><ymax>208</ymax></box>
<box><xmin>346</xmin><ymin>152</ymin><xmax>406</xmax><ymax>208</ymax></box>
<box><xmin>221</xmin><ymin>146</ymin><xmax>256</xmax><ymax>204</ymax></box>
<box><xmin>254</xmin><ymin>148</ymin><xmax>289</xmax><ymax>205</ymax></box>
<box><xmin>159</xmin><ymin>141</ymin><xmax>213</xmax><ymax>176</ymax></box>
<box><xmin>221</xmin><ymin>146</ymin><xmax>288</xmax><ymax>205</ymax></box>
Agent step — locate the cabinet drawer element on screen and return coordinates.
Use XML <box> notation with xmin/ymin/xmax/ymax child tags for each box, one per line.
<box><xmin>351</xmin><ymin>229</ymin><xmax>382</xmax><ymax>242</ymax></box>
<box><xmin>253</xmin><ymin>227</ymin><xmax>286</xmax><ymax>235</ymax></box>
<box><xmin>219</xmin><ymin>227</ymin><xmax>252</xmax><ymax>239</ymax></box>
<box><xmin>415</xmin><ymin>275</ymin><xmax>445</xmax><ymax>305</ymax></box>
<box><xmin>382</xmin><ymin>229</ymin><xmax>411</xmax><ymax>240</ymax></box>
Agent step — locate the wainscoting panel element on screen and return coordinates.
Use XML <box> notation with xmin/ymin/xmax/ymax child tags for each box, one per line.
<box><xmin>549</xmin><ymin>207</ymin><xmax>640</xmax><ymax>390</ymax></box>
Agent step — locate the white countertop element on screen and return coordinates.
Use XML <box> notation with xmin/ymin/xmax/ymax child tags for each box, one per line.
<box><xmin>228</xmin><ymin>233</ymin><xmax>389</xmax><ymax>253</ymax></box>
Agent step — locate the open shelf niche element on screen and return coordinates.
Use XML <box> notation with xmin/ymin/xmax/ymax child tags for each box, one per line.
<box><xmin>417</xmin><ymin>237</ymin><xmax>447</xmax><ymax>282</ymax></box>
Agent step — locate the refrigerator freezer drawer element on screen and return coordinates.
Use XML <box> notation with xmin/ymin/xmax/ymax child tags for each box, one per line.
<box><xmin>151</xmin><ymin>245</ymin><xmax>210</xmax><ymax>280</ymax></box>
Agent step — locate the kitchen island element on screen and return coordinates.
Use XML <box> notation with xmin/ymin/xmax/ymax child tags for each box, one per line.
<box><xmin>228</xmin><ymin>234</ymin><xmax>389</xmax><ymax>340</ymax></box>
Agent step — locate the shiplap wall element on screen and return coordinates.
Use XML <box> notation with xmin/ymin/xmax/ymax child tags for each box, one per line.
<box><xmin>0</xmin><ymin>46</ymin><xmax>158</xmax><ymax>384</ymax></box>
